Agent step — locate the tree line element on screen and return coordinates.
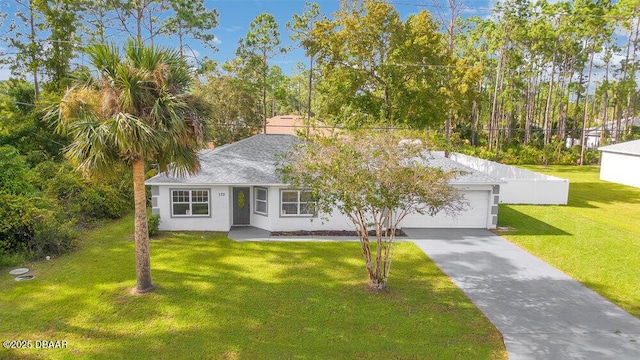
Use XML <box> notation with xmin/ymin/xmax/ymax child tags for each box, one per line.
<box><xmin>5</xmin><ymin>1</ymin><xmax>639</xmax><ymax>265</ymax></box>
<box><xmin>2</xmin><ymin>1</ymin><xmax>639</xmax><ymax>159</ymax></box>
<box><xmin>296</xmin><ymin>0</ymin><xmax>640</xmax><ymax>164</ymax></box>
<box><xmin>1</xmin><ymin>0</ymin><xmax>638</xmax><ymax>289</ymax></box>
<box><xmin>202</xmin><ymin>0</ymin><xmax>640</xmax><ymax>165</ymax></box>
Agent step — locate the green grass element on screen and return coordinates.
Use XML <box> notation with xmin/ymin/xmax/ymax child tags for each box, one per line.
<box><xmin>0</xmin><ymin>216</ymin><xmax>505</xmax><ymax>359</ymax></box>
<box><xmin>498</xmin><ymin>165</ymin><xmax>640</xmax><ymax>318</ymax></box>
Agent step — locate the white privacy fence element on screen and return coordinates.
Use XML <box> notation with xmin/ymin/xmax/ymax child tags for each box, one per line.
<box><xmin>449</xmin><ymin>153</ymin><xmax>569</xmax><ymax>205</ymax></box>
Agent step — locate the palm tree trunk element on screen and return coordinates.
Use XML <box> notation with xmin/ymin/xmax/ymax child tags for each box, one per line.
<box><xmin>133</xmin><ymin>159</ymin><xmax>154</xmax><ymax>293</ymax></box>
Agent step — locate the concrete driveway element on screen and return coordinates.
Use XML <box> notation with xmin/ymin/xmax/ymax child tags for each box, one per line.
<box><xmin>405</xmin><ymin>228</ymin><xmax>640</xmax><ymax>360</ymax></box>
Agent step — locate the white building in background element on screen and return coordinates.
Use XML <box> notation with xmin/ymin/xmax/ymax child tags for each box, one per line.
<box><xmin>567</xmin><ymin>118</ymin><xmax>640</xmax><ymax>149</ymax></box>
<box><xmin>598</xmin><ymin>139</ymin><xmax>640</xmax><ymax>189</ymax></box>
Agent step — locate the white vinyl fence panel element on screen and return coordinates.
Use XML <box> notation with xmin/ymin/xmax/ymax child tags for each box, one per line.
<box><xmin>449</xmin><ymin>153</ymin><xmax>569</xmax><ymax>205</ymax></box>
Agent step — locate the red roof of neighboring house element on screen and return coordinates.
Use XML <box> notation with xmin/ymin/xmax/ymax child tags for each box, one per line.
<box><xmin>265</xmin><ymin>115</ymin><xmax>332</xmax><ymax>136</ymax></box>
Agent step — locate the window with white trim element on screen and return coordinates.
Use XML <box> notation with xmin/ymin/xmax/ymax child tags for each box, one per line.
<box><xmin>171</xmin><ymin>189</ymin><xmax>210</xmax><ymax>216</ymax></box>
<box><xmin>254</xmin><ymin>187</ymin><xmax>268</xmax><ymax>215</ymax></box>
<box><xmin>280</xmin><ymin>190</ymin><xmax>315</xmax><ymax>216</ymax></box>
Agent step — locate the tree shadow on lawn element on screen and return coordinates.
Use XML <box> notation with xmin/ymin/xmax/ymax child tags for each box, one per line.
<box><xmin>497</xmin><ymin>207</ymin><xmax>571</xmax><ymax>236</ymax></box>
<box><xmin>144</xmin><ymin>240</ymin><xmax>503</xmax><ymax>359</ymax></box>
<box><xmin>566</xmin><ymin>182</ymin><xmax>640</xmax><ymax>209</ymax></box>
<box><xmin>0</xmin><ymin>233</ymin><xmax>506</xmax><ymax>359</ymax></box>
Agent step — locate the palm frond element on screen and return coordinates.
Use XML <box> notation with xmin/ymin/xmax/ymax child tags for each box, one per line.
<box><xmin>64</xmin><ymin>119</ymin><xmax>119</xmax><ymax>176</ymax></box>
<box><xmin>157</xmin><ymin>143</ymin><xmax>201</xmax><ymax>178</ymax></box>
<box><xmin>49</xmin><ymin>85</ymin><xmax>101</xmax><ymax>136</ymax></box>
<box><xmin>53</xmin><ymin>38</ymin><xmax>205</xmax><ymax>179</ymax></box>
<box><xmin>109</xmin><ymin>113</ymin><xmax>160</xmax><ymax>160</ymax></box>
<box><xmin>86</xmin><ymin>43</ymin><xmax>121</xmax><ymax>80</ymax></box>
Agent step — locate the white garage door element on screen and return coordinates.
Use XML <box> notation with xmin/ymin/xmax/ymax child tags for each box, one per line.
<box><xmin>401</xmin><ymin>190</ymin><xmax>490</xmax><ymax>229</ymax></box>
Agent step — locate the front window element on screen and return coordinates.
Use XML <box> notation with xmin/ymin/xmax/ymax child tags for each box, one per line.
<box><xmin>280</xmin><ymin>190</ymin><xmax>315</xmax><ymax>217</ymax></box>
<box><xmin>254</xmin><ymin>187</ymin><xmax>268</xmax><ymax>216</ymax></box>
<box><xmin>171</xmin><ymin>189</ymin><xmax>210</xmax><ymax>217</ymax></box>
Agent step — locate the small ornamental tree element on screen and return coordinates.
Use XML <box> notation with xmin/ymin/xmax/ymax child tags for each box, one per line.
<box><xmin>279</xmin><ymin>132</ymin><xmax>467</xmax><ymax>291</ymax></box>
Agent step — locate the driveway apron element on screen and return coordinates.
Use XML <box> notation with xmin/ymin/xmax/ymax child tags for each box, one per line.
<box><xmin>405</xmin><ymin>228</ymin><xmax>640</xmax><ymax>360</ymax></box>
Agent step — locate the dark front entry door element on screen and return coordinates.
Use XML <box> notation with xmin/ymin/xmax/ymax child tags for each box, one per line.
<box><xmin>233</xmin><ymin>187</ymin><xmax>250</xmax><ymax>225</ymax></box>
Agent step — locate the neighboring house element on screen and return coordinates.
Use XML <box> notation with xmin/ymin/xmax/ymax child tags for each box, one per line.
<box><xmin>598</xmin><ymin>139</ymin><xmax>640</xmax><ymax>188</ymax></box>
<box><xmin>265</xmin><ymin>115</ymin><xmax>332</xmax><ymax>136</ymax></box>
<box><xmin>567</xmin><ymin>118</ymin><xmax>640</xmax><ymax>149</ymax></box>
<box><xmin>566</xmin><ymin>128</ymin><xmax>601</xmax><ymax>149</ymax></box>
<box><xmin>145</xmin><ymin>134</ymin><xmax>502</xmax><ymax>232</ymax></box>
<box><xmin>265</xmin><ymin>115</ymin><xmax>305</xmax><ymax>135</ymax></box>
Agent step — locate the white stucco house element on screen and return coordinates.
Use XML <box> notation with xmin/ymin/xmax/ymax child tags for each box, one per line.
<box><xmin>598</xmin><ymin>139</ymin><xmax>640</xmax><ymax>188</ymax></box>
<box><xmin>145</xmin><ymin>134</ymin><xmax>502</xmax><ymax>232</ymax></box>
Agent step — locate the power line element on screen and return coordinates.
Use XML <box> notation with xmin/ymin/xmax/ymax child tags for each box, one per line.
<box><xmin>2</xmin><ymin>96</ymin><xmax>638</xmax><ymax>136</ymax></box>
<box><xmin>211</xmin><ymin>122</ymin><xmax>640</xmax><ymax>134</ymax></box>
<box><xmin>326</xmin><ymin>60</ymin><xmax>474</xmax><ymax>69</ymax></box>
<box><xmin>361</xmin><ymin>0</ymin><xmax>634</xmax><ymax>19</ymax></box>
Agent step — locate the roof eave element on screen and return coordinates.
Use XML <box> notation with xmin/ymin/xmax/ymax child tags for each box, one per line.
<box><xmin>598</xmin><ymin>149</ymin><xmax>640</xmax><ymax>156</ymax></box>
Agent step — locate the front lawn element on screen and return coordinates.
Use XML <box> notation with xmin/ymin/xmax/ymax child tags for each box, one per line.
<box><xmin>0</xmin><ymin>216</ymin><xmax>505</xmax><ymax>359</ymax></box>
<box><xmin>499</xmin><ymin>165</ymin><xmax>640</xmax><ymax>318</ymax></box>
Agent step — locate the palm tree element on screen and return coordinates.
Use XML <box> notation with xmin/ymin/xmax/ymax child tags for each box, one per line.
<box><xmin>48</xmin><ymin>40</ymin><xmax>206</xmax><ymax>293</ymax></box>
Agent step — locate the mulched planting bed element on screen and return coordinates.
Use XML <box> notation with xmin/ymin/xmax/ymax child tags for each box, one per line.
<box><xmin>270</xmin><ymin>229</ymin><xmax>407</xmax><ymax>237</ymax></box>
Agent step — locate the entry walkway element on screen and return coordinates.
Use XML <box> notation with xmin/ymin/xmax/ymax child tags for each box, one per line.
<box><xmin>227</xmin><ymin>226</ymin><xmax>270</xmax><ymax>241</ymax></box>
<box><xmin>405</xmin><ymin>228</ymin><xmax>640</xmax><ymax>360</ymax></box>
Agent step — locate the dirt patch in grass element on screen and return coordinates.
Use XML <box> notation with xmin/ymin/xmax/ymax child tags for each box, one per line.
<box><xmin>270</xmin><ymin>229</ymin><xmax>407</xmax><ymax>237</ymax></box>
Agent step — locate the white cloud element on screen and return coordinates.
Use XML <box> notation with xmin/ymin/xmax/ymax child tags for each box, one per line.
<box><xmin>587</xmin><ymin>50</ymin><xmax>638</xmax><ymax>92</ymax></box>
<box><xmin>225</xmin><ymin>26</ymin><xmax>242</xmax><ymax>33</ymax></box>
<box><xmin>0</xmin><ymin>66</ymin><xmax>11</xmax><ymax>81</ymax></box>
<box><xmin>185</xmin><ymin>47</ymin><xmax>200</xmax><ymax>59</ymax></box>
<box><xmin>592</xmin><ymin>51</ymin><xmax>624</xmax><ymax>69</ymax></box>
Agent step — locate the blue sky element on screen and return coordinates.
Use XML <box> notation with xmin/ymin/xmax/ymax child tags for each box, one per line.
<box><xmin>200</xmin><ymin>0</ymin><xmax>623</xmax><ymax>86</ymax></box>
<box><xmin>0</xmin><ymin>0</ymin><xmax>496</xmax><ymax>80</ymax></box>
<box><xmin>201</xmin><ymin>0</ymin><xmax>493</xmax><ymax>74</ymax></box>
<box><xmin>206</xmin><ymin>0</ymin><xmax>346</xmax><ymax>73</ymax></box>
<box><xmin>0</xmin><ymin>0</ymin><xmax>624</xmax><ymax>85</ymax></box>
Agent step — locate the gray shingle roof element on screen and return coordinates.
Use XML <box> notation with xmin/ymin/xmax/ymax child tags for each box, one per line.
<box><xmin>146</xmin><ymin>134</ymin><xmax>300</xmax><ymax>185</ymax></box>
<box><xmin>145</xmin><ymin>134</ymin><xmax>501</xmax><ymax>186</ymax></box>
<box><xmin>598</xmin><ymin>139</ymin><xmax>640</xmax><ymax>156</ymax></box>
